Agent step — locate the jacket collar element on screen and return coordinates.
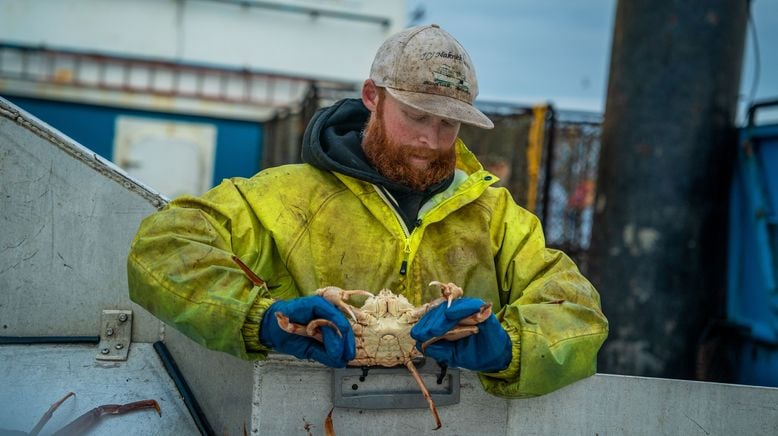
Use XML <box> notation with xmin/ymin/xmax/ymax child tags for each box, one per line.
<box><xmin>332</xmin><ymin>138</ymin><xmax>499</xmax><ymax>226</ymax></box>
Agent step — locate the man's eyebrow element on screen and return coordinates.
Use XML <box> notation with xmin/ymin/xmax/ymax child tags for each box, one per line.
<box><xmin>402</xmin><ymin>107</ymin><xmax>426</xmax><ymax>117</ymax></box>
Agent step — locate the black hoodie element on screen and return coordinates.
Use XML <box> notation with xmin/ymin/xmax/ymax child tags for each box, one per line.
<box><xmin>301</xmin><ymin>99</ymin><xmax>453</xmax><ymax>231</ymax></box>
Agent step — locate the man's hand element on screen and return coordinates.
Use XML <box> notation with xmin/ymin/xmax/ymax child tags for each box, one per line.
<box><xmin>411</xmin><ymin>297</ymin><xmax>511</xmax><ymax>372</ymax></box>
<box><xmin>259</xmin><ymin>296</ymin><xmax>355</xmax><ymax>367</ymax></box>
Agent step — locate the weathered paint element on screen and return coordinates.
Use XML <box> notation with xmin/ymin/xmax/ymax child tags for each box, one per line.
<box><xmin>589</xmin><ymin>0</ymin><xmax>749</xmax><ymax>378</ymax></box>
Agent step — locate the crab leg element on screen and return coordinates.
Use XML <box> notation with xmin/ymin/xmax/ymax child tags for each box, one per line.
<box><xmin>420</xmin><ymin>326</ymin><xmax>480</xmax><ymax>353</ymax></box>
<box><xmin>316</xmin><ymin>287</ymin><xmax>373</xmax><ymax>322</ymax></box>
<box><xmin>324</xmin><ymin>407</ymin><xmax>336</xmax><ymax>436</ymax></box>
<box><xmin>52</xmin><ymin>399</ymin><xmax>161</xmax><ymax>436</ymax></box>
<box><xmin>458</xmin><ymin>302</ymin><xmax>493</xmax><ymax>325</ymax></box>
<box><xmin>428</xmin><ymin>281</ymin><xmax>464</xmax><ymax>308</ymax></box>
<box><xmin>29</xmin><ymin>392</ymin><xmax>75</xmax><ymax>436</ymax></box>
<box><xmin>275</xmin><ymin>313</ymin><xmax>342</xmax><ymax>342</ymax></box>
<box><xmin>405</xmin><ymin>360</ymin><xmax>442</xmax><ymax>430</ymax></box>
<box><xmin>420</xmin><ymin>303</ymin><xmax>493</xmax><ymax>353</ymax></box>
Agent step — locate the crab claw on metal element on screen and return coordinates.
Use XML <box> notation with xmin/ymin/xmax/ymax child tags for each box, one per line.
<box><xmin>24</xmin><ymin>393</ymin><xmax>160</xmax><ymax>436</ymax></box>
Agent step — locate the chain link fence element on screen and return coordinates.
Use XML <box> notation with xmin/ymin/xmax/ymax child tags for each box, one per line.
<box><xmin>462</xmin><ymin>105</ymin><xmax>602</xmax><ymax>271</ymax></box>
<box><xmin>540</xmin><ymin>112</ymin><xmax>602</xmax><ymax>271</ymax></box>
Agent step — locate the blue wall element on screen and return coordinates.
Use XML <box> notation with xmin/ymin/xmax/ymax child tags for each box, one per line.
<box><xmin>5</xmin><ymin>95</ymin><xmax>263</xmax><ymax>185</ymax></box>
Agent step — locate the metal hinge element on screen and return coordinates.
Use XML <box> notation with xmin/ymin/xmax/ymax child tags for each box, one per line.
<box><xmin>331</xmin><ymin>358</ymin><xmax>460</xmax><ymax>409</ymax></box>
<box><xmin>96</xmin><ymin>309</ymin><xmax>133</xmax><ymax>361</ymax></box>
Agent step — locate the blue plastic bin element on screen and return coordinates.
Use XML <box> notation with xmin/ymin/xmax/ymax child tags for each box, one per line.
<box><xmin>727</xmin><ymin>100</ymin><xmax>778</xmax><ymax>386</ymax></box>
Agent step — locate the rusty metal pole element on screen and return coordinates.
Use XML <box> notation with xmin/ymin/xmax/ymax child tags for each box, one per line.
<box><xmin>589</xmin><ymin>0</ymin><xmax>749</xmax><ymax>378</ymax></box>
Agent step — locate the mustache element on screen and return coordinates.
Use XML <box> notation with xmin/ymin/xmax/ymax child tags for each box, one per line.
<box><xmin>361</xmin><ymin>103</ymin><xmax>456</xmax><ymax>191</ymax></box>
<box><xmin>407</xmin><ymin>149</ymin><xmax>438</xmax><ymax>159</ymax></box>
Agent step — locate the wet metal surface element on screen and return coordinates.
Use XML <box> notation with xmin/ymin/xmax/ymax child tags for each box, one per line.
<box><xmin>0</xmin><ymin>343</ymin><xmax>198</xmax><ymax>435</ymax></box>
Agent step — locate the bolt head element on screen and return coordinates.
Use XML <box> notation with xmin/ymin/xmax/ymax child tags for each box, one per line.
<box><xmin>101</xmin><ymin>348</ymin><xmax>110</xmax><ymax>354</ymax></box>
<box><xmin>106</xmin><ymin>327</ymin><xmax>114</xmax><ymax>336</ymax></box>
<box><xmin>115</xmin><ymin>343</ymin><xmax>124</xmax><ymax>350</ymax></box>
<box><xmin>118</xmin><ymin>313</ymin><xmax>128</xmax><ymax>322</ymax></box>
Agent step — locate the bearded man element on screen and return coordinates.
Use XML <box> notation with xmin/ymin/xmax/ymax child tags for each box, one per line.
<box><xmin>128</xmin><ymin>25</ymin><xmax>608</xmax><ymax>398</ymax></box>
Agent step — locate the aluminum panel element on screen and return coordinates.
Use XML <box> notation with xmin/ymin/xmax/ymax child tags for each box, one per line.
<box><xmin>0</xmin><ymin>97</ymin><xmax>165</xmax><ymax>342</ymax></box>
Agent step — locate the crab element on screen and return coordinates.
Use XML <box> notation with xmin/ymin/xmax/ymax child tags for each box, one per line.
<box><xmin>277</xmin><ymin>283</ymin><xmax>492</xmax><ymax>430</ymax></box>
<box><xmin>231</xmin><ymin>255</ymin><xmax>493</xmax><ymax>430</ymax></box>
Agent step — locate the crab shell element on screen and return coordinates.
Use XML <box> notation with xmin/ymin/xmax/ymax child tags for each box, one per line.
<box><xmin>316</xmin><ymin>283</ymin><xmax>463</xmax><ymax>368</ymax></box>
<box><xmin>345</xmin><ymin>289</ymin><xmax>429</xmax><ymax>367</ymax></box>
<box><xmin>314</xmin><ymin>283</ymin><xmax>473</xmax><ymax>431</ymax></box>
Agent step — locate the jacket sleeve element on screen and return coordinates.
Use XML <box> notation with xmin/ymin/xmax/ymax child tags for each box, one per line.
<box><xmin>478</xmin><ymin>197</ymin><xmax>609</xmax><ymax>397</ymax></box>
<box><xmin>127</xmin><ymin>178</ymin><xmax>297</xmax><ymax>360</ymax></box>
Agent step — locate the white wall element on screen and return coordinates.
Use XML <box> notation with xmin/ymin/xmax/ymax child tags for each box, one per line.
<box><xmin>0</xmin><ymin>0</ymin><xmax>405</xmax><ymax>119</ymax></box>
<box><xmin>0</xmin><ymin>0</ymin><xmax>406</xmax><ymax>83</ymax></box>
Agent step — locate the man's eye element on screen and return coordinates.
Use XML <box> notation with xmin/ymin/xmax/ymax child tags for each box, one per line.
<box><xmin>403</xmin><ymin>110</ymin><xmax>425</xmax><ymax>121</ymax></box>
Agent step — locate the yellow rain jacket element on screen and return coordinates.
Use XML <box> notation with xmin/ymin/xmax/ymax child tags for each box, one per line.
<box><xmin>128</xmin><ymin>101</ymin><xmax>608</xmax><ymax>398</ymax></box>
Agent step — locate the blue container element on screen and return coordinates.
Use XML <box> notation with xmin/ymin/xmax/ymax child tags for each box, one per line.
<box><xmin>4</xmin><ymin>95</ymin><xmax>264</xmax><ymax>187</ymax></box>
<box><xmin>727</xmin><ymin>100</ymin><xmax>778</xmax><ymax>387</ymax></box>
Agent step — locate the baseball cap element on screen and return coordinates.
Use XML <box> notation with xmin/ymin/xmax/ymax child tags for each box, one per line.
<box><xmin>370</xmin><ymin>24</ymin><xmax>494</xmax><ymax>129</ymax></box>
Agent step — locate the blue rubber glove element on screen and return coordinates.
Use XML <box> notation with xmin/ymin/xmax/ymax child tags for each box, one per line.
<box><xmin>411</xmin><ymin>298</ymin><xmax>511</xmax><ymax>372</ymax></box>
<box><xmin>259</xmin><ymin>296</ymin><xmax>356</xmax><ymax>368</ymax></box>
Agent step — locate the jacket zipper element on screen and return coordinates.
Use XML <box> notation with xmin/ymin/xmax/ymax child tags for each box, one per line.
<box><xmin>399</xmin><ymin>239</ymin><xmax>411</xmax><ymax>275</ymax></box>
<box><xmin>371</xmin><ymin>171</ymin><xmax>491</xmax><ymax>275</ymax></box>
<box><xmin>373</xmin><ymin>186</ymin><xmax>412</xmax><ymax>275</ymax></box>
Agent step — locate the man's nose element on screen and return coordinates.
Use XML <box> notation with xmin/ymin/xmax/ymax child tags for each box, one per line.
<box><xmin>417</xmin><ymin>121</ymin><xmax>441</xmax><ymax>148</ymax></box>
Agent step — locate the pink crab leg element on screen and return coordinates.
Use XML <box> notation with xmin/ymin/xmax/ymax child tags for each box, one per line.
<box><xmin>419</xmin><ymin>303</ymin><xmax>493</xmax><ymax>353</ymax></box>
<box><xmin>324</xmin><ymin>407</ymin><xmax>336</xmax><ymax>436</ymax></box>
<box><xmin>405</xmin><ymin>360</ymin><xmax>442</xmax><ymax>430</ymax></box>
<box><xmin>306</xmin><ymin>319</ymin><xmax>343</xmax><ymax>339</ymax></box>
<box><xmin>420</xmin><ymin>326</ymin><xmax>480</xmax><ymax>353</ymax></box>
<box><xmin>316</xmin><ymin>287</ymin><xmax>373</xmax><ymax>322</ymax></box>
<box><xmin>458</xmin><ymin>302</ymin><xmax>493</xmax><ymax>325</ymax></box>
<box><xmin>29</xmin><ymin>392</ymin><xmax>75</xmax><ymax>436</ymax></box>
<box><xmin>275</xmin><ymin>313</ymin><xmax>342</xmax><ymax>342</ymax></box>
<box><xmin>409</xmin><ymin>283</ymin><xmax>459</xmax><ymax>319</ymax></box>
<box><xmin>52</xmin><ymin>399</ymin><xmax>161</xmax><ymax>435</ymax></box>
<box><xmin>428</xmin><ymin>281</ymin><xmax>464</xmax><ymax>308</ymax></box>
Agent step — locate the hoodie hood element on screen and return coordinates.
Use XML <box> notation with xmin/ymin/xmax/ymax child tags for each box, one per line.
<box><xmin>301</xmin><ymin>98</ymin><xmax>453</xmax><ymax>194</ymax></box>
<box><xmin>301</xmin><ymin>98</ymin><xmax>455</xmax><ymax>230</ymax></box>
<box><xmin>301</xmin><ymin>99</ymin><xmax>388</xmax><ymax>186</ymax></box>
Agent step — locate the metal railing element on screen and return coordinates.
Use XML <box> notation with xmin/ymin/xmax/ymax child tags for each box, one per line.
<box><xmin>0</xmin><ymin>43</ymin><xmax>353</xmax><ymax>109</ymax></box>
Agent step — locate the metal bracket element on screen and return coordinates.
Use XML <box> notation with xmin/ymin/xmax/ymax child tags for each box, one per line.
<box><xmin>332</xmin><ymin>359</ymin><xmax>460</xmax><ymax>409</ymax></box>
<box><xmin>96</xmin><ymin>310</ymin><xmax>132</xmax><ymax>361</ymax></box>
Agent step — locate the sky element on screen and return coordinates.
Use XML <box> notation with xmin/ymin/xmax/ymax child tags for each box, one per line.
<box><xmin>406</xmin><ymin>0</ymin><xmax>778</xmax><ymax>122</ymax></box>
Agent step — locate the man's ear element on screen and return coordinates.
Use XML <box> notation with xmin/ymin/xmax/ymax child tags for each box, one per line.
<box><xmin>362</xmin><ymin>79</ymin><xmax>379</xmax><ymax>112</ymax></box>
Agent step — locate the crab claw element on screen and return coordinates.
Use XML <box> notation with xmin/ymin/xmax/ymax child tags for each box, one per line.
<box><xmin>275</xmin><ymin>312</ymin><xmax>341</xmax><ymax>342</ymax></box>
<box><xmin>420</xmin><ymin>326</ymin><xmax>481</xmax><ymax>353</ymax></box>
<box><xmin>418</xmin><ymin>301</ymin><xmax>493</xmax><ymax>353</ymax></box>
<box><xmin>307</xmin><ymin>318</ymin><xmax>343</xmax><ymax>339</ymax></box>
<box><xmin>316</xmin><ymin>287</ymin><xmax>373</xmax><ymax>322</ymax></box>
<box><xmin>460</xmin><ymin>302</ymin><xmax>493</xmax><ymax>325</ymax></box>
<box><xmin>428</xmin><ymin>281</ymin><xmax>464</xmax><ymax>308</ymax></box>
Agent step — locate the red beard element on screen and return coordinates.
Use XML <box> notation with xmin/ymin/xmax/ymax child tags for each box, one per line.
<box><xmin>362</xmin><ymin>105</ymin><xmax>456</xmax><ymax>192</ymax></box>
